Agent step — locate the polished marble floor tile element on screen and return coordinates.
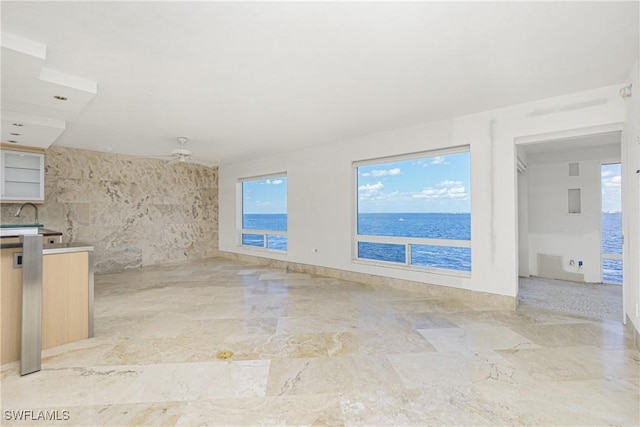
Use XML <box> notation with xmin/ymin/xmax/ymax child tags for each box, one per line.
<box><xmin>177</xmin><ymin>394</ymin><xmax>344</xmax><ymax>427</ymax></box>
<box><xmin>417</xmin><ymin>325</ymin><xmax>540</xmax><ymax>352</ymax></box>
<box><xmin>1</xmin><ymin>257</ymin><xmax>638</xmax><ymax>426</ymax></box>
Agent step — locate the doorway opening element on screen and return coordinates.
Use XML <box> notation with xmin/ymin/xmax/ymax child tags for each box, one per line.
<box><xmin>516</xmin><ymin>131</ymin><xmax>623</xmax><ymax>321</ymax></box>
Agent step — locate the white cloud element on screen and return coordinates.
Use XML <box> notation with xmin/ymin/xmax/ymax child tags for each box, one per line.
<box><xmin>358</xmin><ymin>181</ymin><xmax>384</xmax><ymax>192</ymax></box>
<box><xmin>362</xmin><ymin>168</ymin><xmax>401</xmax><ymax>177</ymax></box>
<box><xmin>602</xmin><ymin>174</ymin><xmax>622</xmax><ymax>188</ymax></box>
<box><xmin>411</xmin><ymin>180</ymin><xmax>467</xmax><ymax>200</ymax></box>
<box><xmin>431</xmin><ymin>156</ymin><xmax>449</xmax><ymax>165</ymax></box>
<box><xmin>412</xmin><ymin>188</ymin><xmax>446</xmax><ymax>199</ymax></box>
<box><xmin>265</xmin><ymin>179</ymin><xmax>284</xmax><ymax>185</ymax></box>
<box><xmin>601</xmin><ymin>172</ymin><xmax>621</xmax><ymax>212</ymax></box>
<box><xmin>439</xmin><ymin>180</ymin><xmax>462</xmax><ymax>187</ymax></box>
<box><xmin>358</xmin><ymin>181</ymin><xmax>385</xmax><ymax>200</ymax></box>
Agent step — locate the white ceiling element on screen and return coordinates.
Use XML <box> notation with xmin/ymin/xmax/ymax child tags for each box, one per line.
<box><xmin>519</xmin><ymin>131</ymin><xmax>622</xmax><ymax>165</ymax></box>
<box><xmin>521</xmin><ymin>131</ymin><xmax>622</xmax><ymax>156</ymax></box>
<box><xmin>1</xmin><ymin>1</ymin><xmax>638</xmax><ymax>165</ymax></box>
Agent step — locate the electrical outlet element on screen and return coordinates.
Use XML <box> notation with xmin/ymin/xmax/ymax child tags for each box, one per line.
<box><xmin>578</xmin><ymin>261</ymin><xmax>583</xmax><ymax>270</ymax></box>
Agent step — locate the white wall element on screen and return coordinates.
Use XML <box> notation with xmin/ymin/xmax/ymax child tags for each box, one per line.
<box><xmin>622</xmin><ymin>59</ymin><xmax>640</xmax><ymax>332</ymax></box>
<box><xmin>527</xmin><ymin>158</ymin><xmax>612</xmax><ymax>283</ymax></box>
<box><xmin>219</xmin><ymin>84</ymin><xmax>628</xmax><ymax>299</ymax></box>
<box><xmin>220</xmin><ymin>120</ymin><xmax>484</xmax><ymax>292</ymax></box>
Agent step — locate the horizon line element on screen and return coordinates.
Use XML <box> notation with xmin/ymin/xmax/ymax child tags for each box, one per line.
<box><xmin>245</xmin><ymin>211</ymin><xmax>621</xmax><ymax>215</ymax></box>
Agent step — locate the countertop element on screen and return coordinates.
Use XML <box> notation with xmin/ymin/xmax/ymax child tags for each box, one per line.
<box><xmin>1</xmin><ymin>241</ymin><xmax>93</xmax><ymax>254</ymax></box>
<box><xmin>43</xmin><ymin>242</ymin><xmax>94</xmax><ymax>255</ymax></box>
<box><xmin>0</xmin><ymin>228</ymin><xmax>63</xmax><ymax>238</ymax></box>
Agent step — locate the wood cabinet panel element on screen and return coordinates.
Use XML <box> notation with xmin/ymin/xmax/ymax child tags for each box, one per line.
<box><xmin>0</xmin><ymin>249</ymin><xmax>90</xmax><ymax>364</ymax></box>
<box><xmin>42</xmin><ymin>252</ymin><xmax>89</xmax><ymax>349</ymax></box>
<box><xmin>1</xmin><ymin>248</ymin><xmax>23</xmax><ymax>364</ymax></box>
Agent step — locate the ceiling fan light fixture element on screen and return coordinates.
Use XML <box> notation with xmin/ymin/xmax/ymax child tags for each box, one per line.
<box><xmin>171</xmin><ymin>137</ymin><xmax>192</xmax><ymax>157</ymax></box>
<box><xmin>171</xmin><ymin>148</ymin><xmax>191</xmax><ymax>156</ymax></box>
<box><xmin>162</xmin><ymin>136</ymin><xmax>209</xmax><ymax>165</ymax></box>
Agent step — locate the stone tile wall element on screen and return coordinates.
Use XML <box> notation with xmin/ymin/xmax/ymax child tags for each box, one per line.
<box><xmin>1</xmin><ymin>147</ymin><xmax>218</xmax><ymax>273</ymax></box>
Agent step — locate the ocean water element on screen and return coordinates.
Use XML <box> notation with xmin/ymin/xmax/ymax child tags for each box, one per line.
<box><xmin>602</xmin><ymin>212</ymin><xmax>622</xmax><ymax>284</ymax></box>
<box><xmin>242</xmin><ymin>214</ymin><xmax>288</xmax><ymax>250</ymax></box>
<box><xmin>357</xmin><ymin>213</ymin><xmax>471</xmax><ymax>271</ymax></box>
<box><xmin>357</xmin><ymin>213</ymin><xmax>471</xmax><ymax>240</ymax></box>
<box><xmin>242</xmin><ymin>212</ymin><xmax>472</xmax><ymax>271</ymax></box>
<box><xmin>241</xmin><ymin>212</ymin><xmax>622</xmax><ymax>281</ymax></box>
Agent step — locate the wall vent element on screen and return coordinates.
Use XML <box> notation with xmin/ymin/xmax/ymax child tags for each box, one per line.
<box><xmin>569</xmin><ymin>162</ymin><xmax>580</xmax><ymax>177</ymax></box>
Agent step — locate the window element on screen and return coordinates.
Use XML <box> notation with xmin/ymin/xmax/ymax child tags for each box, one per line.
<box><xmin>355</xmin><ymin>147</ymin><xmax>471</xmax><ymax>273</ymax></box>
<box><xmin>240</xmin><ymin>174</ymin><xmax>287</xmax><ymax>251</ymax></box>
<box><xmin>601</xmin><ymin>163</ymin><xmax>622</xmax><ymax>284</ymax></box>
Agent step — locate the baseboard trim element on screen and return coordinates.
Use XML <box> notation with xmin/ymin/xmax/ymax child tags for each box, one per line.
<box><xmin>217</xmin><ymin>251</ymin><xmax>516</xmax><ymax>311</ymax></box>
<box><xmin>626</xmin><ymin>315</ymin><xmax>640</xmax><ymax>351</ymax></box>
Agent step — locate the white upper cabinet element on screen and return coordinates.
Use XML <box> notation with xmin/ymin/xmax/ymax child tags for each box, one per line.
<box><xmin>1</xmin><ymin>147</ymin><xmax>45</xmax><ymax>202</ymax></box>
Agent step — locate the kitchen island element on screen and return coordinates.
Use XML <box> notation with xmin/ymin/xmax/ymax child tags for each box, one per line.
<box><xmin>1</xmin><ymin>236</ymin><xmax>94</xmax><ymax>368</ymax></box>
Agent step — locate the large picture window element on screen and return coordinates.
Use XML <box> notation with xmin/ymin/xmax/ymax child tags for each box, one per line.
<box><xmin>240</xmin><ymin>174</ymin><xmax>287</xmax><ymax>251</ymax></box>
<box><xmin>355</xmin><ymin>147</ymin><xmax>471</xmax><ymax>272</ymax></box>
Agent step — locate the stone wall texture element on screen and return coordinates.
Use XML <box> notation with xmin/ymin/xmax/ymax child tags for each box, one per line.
<box><xmin>1</xmin><ymin>147</ymin><xmax>218</xmax><ymax>273</ymax></box>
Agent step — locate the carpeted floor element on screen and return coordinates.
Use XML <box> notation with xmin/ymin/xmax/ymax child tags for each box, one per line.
<box><xmin>518</xmin><ymin>276</ymin><xmax>623</xmax><ymax>322</ymax></box>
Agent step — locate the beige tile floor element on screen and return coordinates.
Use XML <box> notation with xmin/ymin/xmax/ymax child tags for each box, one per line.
<box><xmin>1</xmin><ymin>257</ymin><xmax>639</xmax><ymax>426</ymax></box>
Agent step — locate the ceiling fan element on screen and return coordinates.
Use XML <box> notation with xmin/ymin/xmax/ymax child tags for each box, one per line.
<box><xmin>170</xmin><ymin>137</ymin><xmax>193</xmax><ymax>163</ymax></box>
<box><xmin>159</xmin><ymin>137</ymin><xmax>214</xmax><ymax>166</ymax></box>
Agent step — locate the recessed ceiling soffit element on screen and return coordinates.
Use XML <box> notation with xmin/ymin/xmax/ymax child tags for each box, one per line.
<box><xmin>1</xmin><ymin>33</ymin><xmax>97</xmax><ymax>149</ymax></box>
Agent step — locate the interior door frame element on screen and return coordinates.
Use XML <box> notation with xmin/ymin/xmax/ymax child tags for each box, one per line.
<box><xmin>513</xmin><ymin>122</ymin><xmax>626</xmax><ymax>322</ymax></box>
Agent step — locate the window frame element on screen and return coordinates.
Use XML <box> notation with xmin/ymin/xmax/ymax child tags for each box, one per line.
<box><xmin>238</xmin><ymin>172</ymin><xmax>288</xmax><ymax>253</ymax></box>
<box><xmin>352</xmin><ymin>146</ymin><xmax>471</xmax><ymax>276</ymax></box>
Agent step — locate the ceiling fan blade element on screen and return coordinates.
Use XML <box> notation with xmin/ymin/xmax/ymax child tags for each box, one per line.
<box><xmin>138</xmin><ymin>137</ymin><xmax>217</xmax><ymax>167</ymax></box>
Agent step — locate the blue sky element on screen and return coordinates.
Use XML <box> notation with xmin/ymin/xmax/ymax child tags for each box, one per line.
<box><xmin>358</xmin><ymin>152</ymin><xmax>471</xmax><ymax>213</ymax></box>
<box><xmin>243</xmin><ymin>177</ymin><xmax>288</xmax><ymax>214</ymax></box>
<box><xmin>601</xmin><ymin>163</ymin><xmax>621</xmax><ymax>213</ymax></box>
<box><xmin>242</xmin><ymin>157</ymin><xmax>618</xmax><ymax>215</ymax></box>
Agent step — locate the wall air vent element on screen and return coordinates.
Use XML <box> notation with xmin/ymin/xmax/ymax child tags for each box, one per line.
<box><xmin>569</xmin><ymin>162</ymin><xmax>579</xmax><ymax>177</ymax></box>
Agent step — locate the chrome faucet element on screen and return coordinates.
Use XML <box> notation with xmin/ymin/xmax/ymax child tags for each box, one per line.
<box><xmin>15</xmin><ymin>203</ymin><xmax>39</xmax><ymax>224</ymax></box>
